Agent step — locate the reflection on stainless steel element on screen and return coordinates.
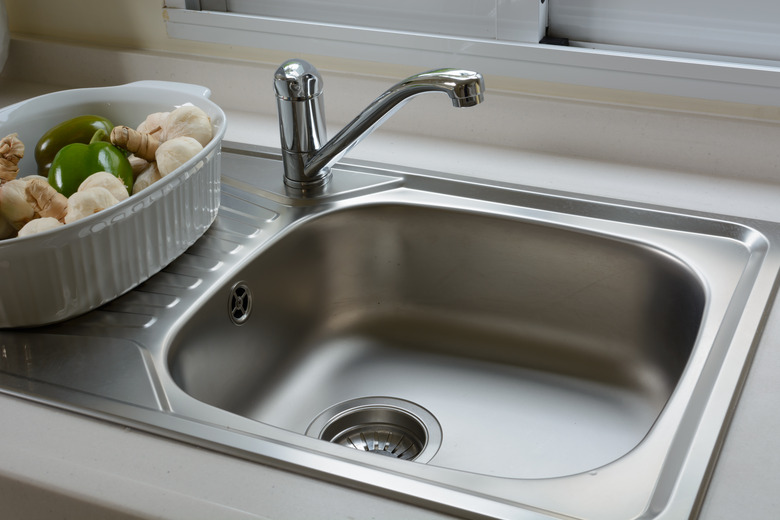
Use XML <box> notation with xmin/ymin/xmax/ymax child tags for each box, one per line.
<box><xmin>274</xmin><ymin>59</ymin><xmax>485</xmax><ymax>189</ymax></box>
<box><xmin>1</xmin><ymin>143</ymin><xmax>779</xmax><ymax>520</ymax></box>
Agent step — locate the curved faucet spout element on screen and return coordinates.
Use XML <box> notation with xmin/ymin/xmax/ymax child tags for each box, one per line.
<box><xmin>303</xmin><ymin>69</ymin><xmax>485</xmax><ymax>181</ymax></box>
<box><xmin>274</xmin><ymin>60</ymin><xmax>485</xmax><ymax>190</ymax></box>
<box><xmin>404</xmin><ymin>68</ymin><xmax>486</xmax><ymax>108</ymax></box>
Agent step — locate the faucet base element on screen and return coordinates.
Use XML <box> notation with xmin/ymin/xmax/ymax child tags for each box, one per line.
<box><xmin>281</xmin><ymin>148</ymin><xmax>332</xmax><ymax>189</ymax></box>
<box><xmin>283</xmin><ymin>168</ymin><xmax>331</xmax><ymax>190</ymax></box>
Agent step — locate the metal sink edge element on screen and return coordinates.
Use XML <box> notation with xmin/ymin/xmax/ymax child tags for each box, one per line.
<box><xmin>1</xmin><ymin>142</ymin><xmax>779</xmax><ymax>520</ymax></box>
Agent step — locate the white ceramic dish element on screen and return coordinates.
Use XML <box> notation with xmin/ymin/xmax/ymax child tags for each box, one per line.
<box><xmin>0</xmin><ymin>81</ymin><xmax>226</xmax><ymax>327</ymax></box>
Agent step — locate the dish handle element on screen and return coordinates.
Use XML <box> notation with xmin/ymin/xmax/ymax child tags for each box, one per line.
<box><xmin>122</xmin><ymin>80</ymin><xmax>213</xmax><ymax>100</ymax></box>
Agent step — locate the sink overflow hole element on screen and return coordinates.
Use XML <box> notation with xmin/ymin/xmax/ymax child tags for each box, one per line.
<box><xmin>228</xmin><ymin>282</ymin><xmax>252</xmax><ymax>325</ymax></box>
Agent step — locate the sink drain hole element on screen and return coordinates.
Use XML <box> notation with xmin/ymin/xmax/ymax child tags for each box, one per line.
<box><xmin>306</xmin><ymin>397</ymin><xmax>442</xmax><ymax>463</ymax></box>
<box><xmin>228</xmin><ymin>282</ymin><xmax>252</xmax><ymax>325</ymax></box>
<box><xmin>323</xmin><ymin>409</ymin><xmax>425</xmax><ymax>460</ymax></box>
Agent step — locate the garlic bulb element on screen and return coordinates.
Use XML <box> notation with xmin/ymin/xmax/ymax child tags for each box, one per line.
<box><xmin>0</xmin><ymin>179</ymin><xmax>35</xmax><ymax>230</ymax></box>
<box><xmin>156</xmin><ymin>136</ymin><xmax>203</xmax><ymax>177</ymax></box>
<box><xmin>79</xmin><ymin>171</ymin><xmax>130</xmax><ymax>202</ymax></box>
<box><xmin>137</xmin><ymin>111</ymin><xmax>169</xmax><ymax>137</ymax></box>
<box><xmin>162</xmin><ymin>105</ymin><xmax>212</xmax><ymax>146</ymax></box>
<box><xmin>18</xmin><ymin>217</ymin><xmax>63</xmax><ymax>237</ymax></box>
<box><xmin>65</xmin><ymin>187</ymin><xmax>120</xmax><ymax>224</ymax></box>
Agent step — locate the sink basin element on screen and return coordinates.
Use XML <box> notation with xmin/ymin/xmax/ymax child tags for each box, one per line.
<box><xmin>1</xmin><ymin>143</ymin><xmax>778</xmax><ymax>520</ymax></box>
<box><xmin>169</xmin><ymin>202</ymin><xmax>704</xmax><ymax>479</ymax></box>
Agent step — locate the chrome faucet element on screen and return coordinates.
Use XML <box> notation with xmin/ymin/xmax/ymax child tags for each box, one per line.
<box><xmin>273</xmin><ymin>59</ymin><xmax>485</xmax><ymax>190</ymax></box>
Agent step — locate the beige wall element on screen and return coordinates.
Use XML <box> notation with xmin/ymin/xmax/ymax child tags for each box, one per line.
<box><xmin>3</xmin><ymin>0</ymin><xmax>417</xmax><ymax>78</ymax></box>
<box><xmin>5</xmin><ymin>0</ymin><xmax>283</xmax><ymax>61</ymax></box>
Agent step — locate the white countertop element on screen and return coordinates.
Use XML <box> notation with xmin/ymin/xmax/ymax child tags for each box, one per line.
<box><xmin>1</xmin><ymin>38</ymin><xmax>780</xmax><ymax>519</ymax></box>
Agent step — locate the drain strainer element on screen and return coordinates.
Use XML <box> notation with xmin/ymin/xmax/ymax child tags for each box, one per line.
<box><xmin>228</xmin><ymin>282</ymin><xmax>252</xmax><ymax>325</ymax></box>
<box><xmin>306</xmin><ymin>397</ymin><xmax>442</xmax><ymax>463</ymax></box>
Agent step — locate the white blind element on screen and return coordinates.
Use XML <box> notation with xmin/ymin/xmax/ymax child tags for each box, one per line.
<box><xmin>549</xmin><ymin>1</ymin><xmax>780</xmax><ymax>62</ymax></box>
<box><xmin>183</xmin><ymin>0</ymin><xmax>548</xmax><ymax>43</ymax></box>
<box><xmin>229</xmin><ymin>0</ymin><xmax>498</xmax><ymax>39</ymax></box>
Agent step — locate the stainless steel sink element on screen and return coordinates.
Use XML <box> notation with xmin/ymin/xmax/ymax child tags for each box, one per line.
<box><xmin>1</xmin><ymin>142</ymin><xmax>779</xmax><ymax>519</ymax></box>
<box><xmin>169</xmin><ymin>200</ymin><xmax>705</xmax><ymax>480</ymax></box>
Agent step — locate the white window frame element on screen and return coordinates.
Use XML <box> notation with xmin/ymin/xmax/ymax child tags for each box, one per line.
<box><xmin>163</xmin><ymin>1</ymin><xmax>780</xmax><ymax>108</ymax></box>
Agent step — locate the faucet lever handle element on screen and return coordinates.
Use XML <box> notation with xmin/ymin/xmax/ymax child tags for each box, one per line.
<box><xmin>274</xmin><ymin>59</ymin><xmax>324</xmax><ymax>101</ymax></box>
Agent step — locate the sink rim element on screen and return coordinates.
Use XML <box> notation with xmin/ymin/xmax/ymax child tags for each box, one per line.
<box><xmin>0</xmin><ymin>143</ymin><xmax>778</xmax><ymax>520</ymax></box>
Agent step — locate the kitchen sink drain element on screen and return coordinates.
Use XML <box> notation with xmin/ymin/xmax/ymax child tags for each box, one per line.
<box><xmin>306</xmin><ymin>397</ymin><xmax>442</xmax><ymax>463</ymax></box>
<box><xmin>228</xmin><ymin>282</ymin><xmax>252</xmax><ymax>325</ymax></box>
